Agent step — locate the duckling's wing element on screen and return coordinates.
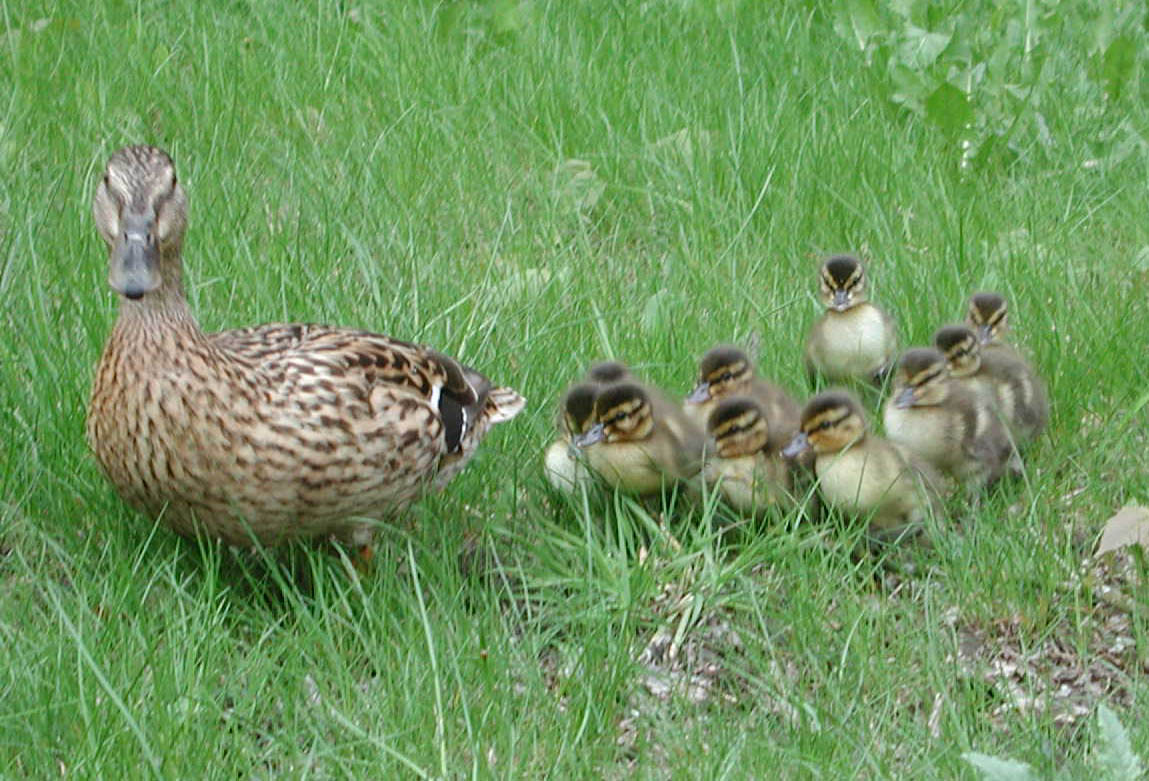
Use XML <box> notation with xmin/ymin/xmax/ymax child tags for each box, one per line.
<box><xmin>979</xmin><ymin>350</ymin><xmax>1049</xmax><ymax>433</ymax></box>
<box><xmin>750</xmin><ymin>378</ymin><xmax>801</xmax><ymax>447</ymax></box>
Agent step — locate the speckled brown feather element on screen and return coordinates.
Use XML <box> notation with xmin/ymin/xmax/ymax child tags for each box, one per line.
<box><xmin>87</xmin><ymin>145</ymin><xmax>525</xmax><ymax>547</ymax></box>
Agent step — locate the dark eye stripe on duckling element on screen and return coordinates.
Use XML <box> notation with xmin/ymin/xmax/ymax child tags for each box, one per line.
<box><xmin>910</xmin><ymin>366</ymin><xmax>946</xmax><ymax>387</ymax></box>
<box><xmin>707</xmin><ymin>361</ymin><xmax>748</xmax><ymax>384</ymax></box>
<box><xmin>821</xmin><ymin>268</ymin><xmax>863</xmax><ymax>292</ymax></box>
<box><xmin>945</xmin><ymin>343</ymin><xmax>973</xmax><ymax>361</ymax></box>
<box><xmin>803</xmin><ymin>409</ymin><xmax>850</xmax><ymax>433</ymax></box>
<box><xmin>823</xmin><ymin>257</ymin><xmax>864</xmax><ymax>287</ymax></box>
<box><xmin>713</xmin><ymin>410</ymin><xmax>762</xmax><ymax>438</ymax></box>
<box><xmin>604</xmin><ymin>399</ymin><xmax>646</xmax><ymax>424</ymax></box>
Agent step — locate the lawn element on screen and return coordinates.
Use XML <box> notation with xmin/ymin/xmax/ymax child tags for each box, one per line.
<box><xmin>1</xmin><ymin>0</ymin><xmax>1147</xmax><ymax>776</ymax></box>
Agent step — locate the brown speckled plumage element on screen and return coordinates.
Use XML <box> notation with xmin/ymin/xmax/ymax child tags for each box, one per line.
<box><xmin>87</xmin><ymin>145</ymin><xmax>525</xmax><ymax>547</ymax></box>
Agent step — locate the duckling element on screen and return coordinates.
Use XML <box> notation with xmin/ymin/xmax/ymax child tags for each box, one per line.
<box><xmin>684</xmin><ymin>345</ymin><xmax>800</xmax><ymax>450</ymax></box>
<box><xmin>574</xmin><ymin>382</ymin><xmax>705</xmax><ymax>495</ymax></box>
<box><xmin>933</xmin><ymin>324</ymin><xmax>1049</xmax><ymax>448</ymax></box>
<box><xmin>781</xmin><ymin>391</ymin><xmax>939</xmax><ymax>536</ymax></box>
<box><xmin>882</xmin><ymin>348</ymin><xmax>1010</xmax><ymax>492</ymax></box>
<box><xmin>965</xmin><ymin>291</ymin><xmax>1022</xmax><ymax>360</ymax></box>
<box><xmin>703</xmin><ymin>397</ymin><xmax>794</xmax><ymax>515</ymax></box>
<box><xmin>585</xmin><ymin>361</ymin><xmax>633</xmax><ymax>385</ymax></box>
<box><xmin>804</xmin><ymin>255</ymin><xmax>898</xmax><ymax>385</ymax></box>
<box><xmin>543</xmin><ymin>383</ymin><xmax>598</xmax><ymax>494</ymax></box>
<box><xmin>87</xmin><ymin>145</ymin><xmax>525</xmax><ymax>549</ymax></box>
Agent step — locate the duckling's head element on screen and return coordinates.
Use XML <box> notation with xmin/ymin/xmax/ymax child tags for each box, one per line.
<box><xmin>707</xmin><ymin>397</ymin><xmax>769</xmax><ymax>458</ymax></box>
<box><xmin>686</xmin><ymin>345</ymin><xmax>752</xmax><ymax>404</ymax></box>
<box><xmin>933</xmin><ymin>324</ymin><xmax>982</xmax><ymax>378</ymax></box>
<box><xmin>586</xmin><ymin>361</ymin><xmax>633</xmax><ymax>385</ymax></box>
<box><xmin>966</xmin><ymin>292</ymin><xmax>1009</xmax><ymax>346</ymax></box>
<box><xmin>573</xmin><ymin>382</ymin><xmax>653</xmax><ymax>447</ymax></box>
<box><xmin>93</xmin><ymin>145</ymin><xmax>188</xmax><ymax>301</ymax></box>
<box><xmin>890</xmin><ymin>348</ymin><xmax>951</xmax><ymax>408</ymax></box>
<box><xmin>560</xmin><ymin>383</ymin><xmax>599</xmax><ymax>437</ymax></box>
<box><xmin>819</xmin><ymin>255</ymin><xmax>868</xmax><ymax>312</ymax></box>
<box><xmin>782</xmin><ymin>391</ymin><xmax>866</xmax><ymax>458</ymax></box>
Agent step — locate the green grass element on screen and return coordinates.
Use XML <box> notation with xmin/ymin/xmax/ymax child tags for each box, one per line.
<box><xmin>2</xmin><ymin>0</ymin><xmax>1148</xmax><ymax>775</ymax></box>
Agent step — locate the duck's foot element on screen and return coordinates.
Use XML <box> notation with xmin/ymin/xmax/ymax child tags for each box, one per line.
<box><xmin>354</xmin><ymin>544</ymin><xmax>375</xmax><ymax>573</ymax></box>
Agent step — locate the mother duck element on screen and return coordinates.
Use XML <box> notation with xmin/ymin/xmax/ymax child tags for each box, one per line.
<box><xmin>87</xmin><ymin>145</ymin><xmax>525</xmax><ymax>549</ymax></box>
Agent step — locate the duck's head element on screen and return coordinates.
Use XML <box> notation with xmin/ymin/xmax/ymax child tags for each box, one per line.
<box><xmin>890</xmin><ymin>348</ymin><xmax>951</xmax><ymax>409</ymax></box>
<box><xmin>933</xmin><ymin>324</ymin><xmax>982</xmax><ymax>378</ymax></box>
<box><xmin>585</xmin><ymin>361</ymin><xmax>632</xmax><ymax>385</ymax></box>
<box><xmin>686</xmin><ymin>345</ymin><xmax>752</xmax><ymax>404</ymax></box>
<box><xmin>93</xmin><ymin>145</ymin><xmax>188</xmax><ymax>301</ymax></box>
<box><xmin>966</xmin><ymin>292</ymin><xmax>1009</xmax><ymax>346</ymax></box>
<box><xmin>782</xmin><ymin>390</ymin><xmax>866</xmax><ymax>458</ymax></box>
<box><xmin>560</xmin><ymin>383</ymin><xmax>599</xmax><ymax>437</ymax></box>
<box><xmin>573</xmin><ymin>382</ymin><xmax>653</xmax><ymax>447</ymax></box>
<box><xmin>707</xmin><ymin>397</ymin><xmax>769</xmax><ymax>458</ymax></box>
<box><xmin>819</xmin><ymin>255</ymin><xmax>868</xmax><ymax>312</ymax></box>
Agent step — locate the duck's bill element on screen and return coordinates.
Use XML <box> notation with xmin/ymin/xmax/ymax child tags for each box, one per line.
<box><xmin>976</xmin><ymin>324</ymin><xmax>992</xmax><ymax>344</ymax></box>
<box><xmin>781</xmin><ymin>432</ymin><xmax>810</xmax><ymax>459</ymax></box>
<box><xmin>110</xmin><ymin>213</ymin><xmax>162</xmax><ymax>300</ymax></box>
<box><xmin>685</xmin><ymin>383</ymin><xmax>711</xmax><ymax>404</ymax></box>
<box><xmin>832</xmin><ymin>289</ymin><xmax>850</xmax><ymax>310</ymax></box>
<box><xmin>893</xmin><ymin>387</ymin><xmax>916</xmax><ymax>409</ymax></box>
<box><xmin>572</xmin><ymin>423</ymin><xmax>605</xmax><ymax>448</ymax></box>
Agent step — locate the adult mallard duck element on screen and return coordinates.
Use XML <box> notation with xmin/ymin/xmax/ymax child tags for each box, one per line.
<box><xmin>86</xmin><ymin>145</ymin><xmax>525</xmax><ymax>549</ymax></box>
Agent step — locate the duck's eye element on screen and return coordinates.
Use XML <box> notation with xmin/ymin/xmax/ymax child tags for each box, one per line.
<box><xmin>102</xmin><ymin>174</ymin><xmax>110</xmax><ymax>187</ymax></box>
<box><xmin>818</xmin><ymin>421</ymin><xmax>832</xmax><ymax>431</ymax></box>
<box><xmin>720</xmin><ymin>372</ymin><xmax>733</xmax><ymax>382</ymax></box>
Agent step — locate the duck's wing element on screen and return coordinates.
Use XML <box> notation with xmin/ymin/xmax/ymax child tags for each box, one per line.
<box><xmin>213</xmin><ymin>323</ymin><xmax>523</xmax><ymax>452</ymax></box>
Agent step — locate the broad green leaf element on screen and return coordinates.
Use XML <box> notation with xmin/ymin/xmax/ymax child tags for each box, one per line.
<box><xmin>1095</xmin><ymin>704</ymin><xmax>1144</xmax><ymax>779</ymax></box>
<box><xmin>897</xmin><ymin>25</ymin><xmax>951</xmax><ymax>70</ymax></box>
<box><xmin>833</xmin><ymin>0</ymin><xmax>883</xmax><ymax>52</ymax></box>
<box><xmin>1100</xmin><ymin>35</ymin><xmax>1136</xmax><ymax>101</ymax></box>
<box><xmin>961</xmin><ymin>752</ymin><xmax>1038</xmax><ymax>781</ymax></box>
<box><xmin>434</xmin><ymin>1</ymin><xmax>465</xmax><ymax>42</ymax></box>
<box><xmin>925</xmin><ymin>82</ymin><xmax>973</xmax><ymax>135</ymax></box>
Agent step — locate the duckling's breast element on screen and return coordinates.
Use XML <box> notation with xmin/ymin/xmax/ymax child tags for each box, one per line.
<box><xmin>809</xmin><ymin>305</ymin><xmax>894</xmax><ymax>377</ymax></box>
<box><xmin>544</xmin><ymin>438</ymin><xmax>591</xmax><ymax>494</ymax></box>
<box><xmin>704</xmin><ymin>454</ymin><xmax>790</xmax><ymax>513</ymax></box>
<box><xmin>584</xmin><ymin>441</ymin><xmax>667</xmax><ymax>495</ymax></box>
<box><xmin>882</xmin><ymin>405</ymin><xmax>963</xmax><ymax>471</ymax></box>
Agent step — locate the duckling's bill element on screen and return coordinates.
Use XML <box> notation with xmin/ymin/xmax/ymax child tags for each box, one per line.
<box><xmin>574</xmin><ymin>422</ymin><xmax>605</xmax><ymax>448</ymax></box>
<box><xmin>685</xmin><ymin>382</ymin><xmax>712</xmax><ymax>404</ymax></box>
<box><xmin>781</xmin><ymin>432</ymin><xmax>810</xmax><ymax>459</ymax></box>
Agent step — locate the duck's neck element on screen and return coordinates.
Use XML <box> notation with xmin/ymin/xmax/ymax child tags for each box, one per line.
<box><xmin>112</xmin><ymin>250</ymin><xmax>202</xmax><ymax>338</ymax></box>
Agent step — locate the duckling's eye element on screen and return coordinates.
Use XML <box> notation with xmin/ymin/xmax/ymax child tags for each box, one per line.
<box><xmin>102</xmin><ymin>174</ymin><xmax>110</xmax><ymax>188</ymax></box>
<box><xmin>720</xmin><ymin>372</ymin><xmax>733</xmax><ymax>382</ymax></box>
<box><xmin>818</xmin><ymin>421</ymin><xmax>832</xmax><ymax>431</ymax></box>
